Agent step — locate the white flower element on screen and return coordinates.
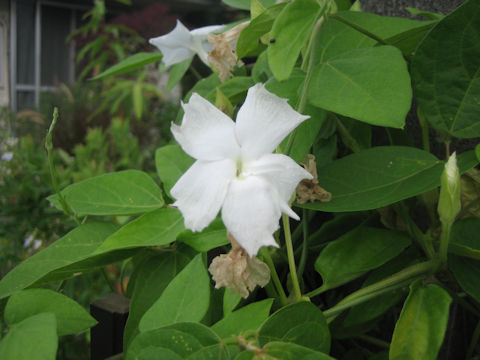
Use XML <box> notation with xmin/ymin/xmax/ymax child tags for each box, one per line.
<box><xmin>1</xmin><ymin>152</ymin><xmax>13</xmax><ymax>162</ymax></box>
<box><xmin>149</xmin><ymin>20</ymin><xmax>225</xmax><ymax>67</ymax></box>
<box><xmin>171</xmin><ymin>83</ymin><xmax>313</xmax><ymax>256</ymax></box>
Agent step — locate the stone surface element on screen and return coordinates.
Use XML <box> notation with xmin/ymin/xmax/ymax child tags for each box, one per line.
<box><xmin>360</xmin><ymin>0</ymin><xmax>465</xmax><ymax>18</ymax></box>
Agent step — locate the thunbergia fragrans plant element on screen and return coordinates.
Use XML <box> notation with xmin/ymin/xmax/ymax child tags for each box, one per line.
<box><xmin>1</xmin><ymin>0</ymin><xmax>480</xmax><ymax>359</ymax></box>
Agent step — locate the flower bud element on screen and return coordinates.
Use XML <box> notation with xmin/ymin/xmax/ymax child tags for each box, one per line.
<box><xmin>438</xmin><ymin>152</ymin><xmax>461</xmax><ymax>224</ymax></box>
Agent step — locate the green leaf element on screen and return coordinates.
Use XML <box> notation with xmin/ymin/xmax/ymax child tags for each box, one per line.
<box><xmin>132</xmin><ymin>82</ymin><xmax>143</xmax><ymax>119</ymax></box>
<box><xmin>48</xmin><ymin>170</ymin><xmax>164</xmax><ymax>216</ymax></box>
<box><xmin>237</xmin><ymin>3</ymin><xmax>287</xmax><ymax>58</ymax></box>
<box><xmin>412</xmin><ymin>0</ymin><xmax>480</xmax><ymax>138</ymax></box>
<box><xmin>95</xmin><ymin>207</ymin><xmax>185</xmax><ymax>253</ymax></box>
<box><xmin>308</xmin><ymin>46</ymin><xmax>412</xmax><ymax>128</ymax></box>
<box><xmin>268</xmin><ymin>0</ymin><xmax>321</xmax><ymax>80</ymax></box>
<box><xmin>124</xmin><ymin>251</ymin><xmax>193</xmax><ymax>348</ymax></box>
<box><xmin>222</xmin><ymin>0</ymin><xmax>275</xmax><ymax>11</ymax></box>
<box><xmin>177</xmin><ymin>218</ymin><xmax>229</xmax><ymax>252</ymax></box>
<box><xmin>139</xmin><ymin>254</ymin><xmax>210</xmax><ymax>332</ymax></box>
<box><xmin>223</xmin><ymin>288</ymin><xmax>242</xmax><ymax>315</ymax></box>
<box><xmin>0</xmin><ymin>222</ymin><xmax>118</xmax><ymax>300</ymax></box>
<box><xmin>259</xmin><ymin>301</ymin><xmax>331</xmax><ymax>353</ymax></box>
<box><xmin>390</xmin><ymin>281</ymin><xmax>451</xmax><ymax>360</ymax></box>
<box><xmin>0</xmin><ymin>313</ymin><xmax>58</xmax><ymax>360</ymax></box>
<box><xmin>211</xmin><ymin>299</ymin><xmax>273</xmax><ymax>338</ymax></box>
<box><xmin>262</xmin><ymin>342</ymin><xmax>334</xmax><ymax>360</ymax></box>
<box><xmin>315</xmin><ymin>226</ymin><xmax>411</xmax><ymax>291</ymax></box>
<box><xmin>167</xmin><ymin>57</ymin><xmax>193</xmax><ymax>93</ymax></box>
<box><xmin>449</xmin><ymin>255</ymin><xmax>480</xmax><ymax>303</ymax></box>
<box><xmin>155</xmin><ymin>144</ymin><xmax>195</xmax><ymax>197</ymax></box>
<box><xmin>206</xmin><ymin>76</ymin><xmax>255</xmax><ymax>103</ymax></box>
<box><xmin>4</xmin><ymin>289</ymin><xmax>96</xmax><ymax>336</ymax></box>
<box><xmin>92</xmin><ymin>52</ymin><xmax>163</xmax><ymax>80</ymax></box>
<box><xmin>299</xmin><ymin>146</ymin><xmax>445</xmax><ymax>212</ymax></box>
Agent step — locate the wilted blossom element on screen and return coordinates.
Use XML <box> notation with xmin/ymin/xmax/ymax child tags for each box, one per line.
<box><xmin>209</xmin><ymin>232</ymin><xmax>270</xmax><ymax>298</ymax></box>
<box><xmin>296</xmin><ymin>154</ymin><xmax>331</xmax><ymax>204</ymax></box>
<box><xmin>149</xmin><ymin>20</ymin><xmax>225</xmax><ymax>67</ymax></box>
<box><xmin>170</xmin><ymin>83</ymin><xmax>312</xmax><ymax>257</ymax></box>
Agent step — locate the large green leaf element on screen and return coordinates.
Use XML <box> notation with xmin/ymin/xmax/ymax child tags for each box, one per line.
<box><xmin>237</xmin><ymin>3</ymin><xmax>287</xmax><ymax>58</ymax></box>
<box><xmin>449</xmin><ymin>218</ymin><xmax>480</xmax><ymax>260</ymax></box>
<box><xmin>48</xmin><ymin>170</ymin><xmax>164</xmax><ymax>216</ymax></box>
<box><xmin>0</xmin><ymin>222</ymin><xmax>118</xmax><ymax>300</ymax></box>
<box><xmin>449</xmin><ymin>255</ymin><xmax>480</xmax><ymax>303</ymax></box>
<box><xmin>258</xmin><ymin>301</ymin><xmax>331</xmax><ymax>353</ymax></box>
<box><xmin>155</xmin><ymin>144</ymin><xmax>195</xmax><ymax>197</ymax></box>
<box><xmin>222</xmin><ymin>0</ymin><xmax>275</xmax><ymax>10</ymax></box>
<box><xmin>262</xmin><ymin>342</ymin><xmax>333</xmax><ymax>360</ymax></box>
<box><xmin>124</xmin><ymin>251</ymin><xmax>193</xmax><ymax>348</ymax></box>
<box><xmin>167</xmin><ymin>57</ymin><xmax>193</xmax><ymax>92</ymax></box>
<box><xmin>308</xmin><ymin>46</ymin><xmax>412</xmax><ymax>128</ymax></box>
<box><xmin>268</xmin><ymin>0</ymin><xmax>321</xmax><ymax>80</ymax></box>
<box><xmin>0</xmin><ymin>313</ymin><xmax>58</xmax><ymax>360</ymax></box>
<box><xmin>176</xmin><ymin>218</ymin><xmax>229</xmax><ymax>252</ymax></box>
<box><xmin>299</xmin><ymin>146</ymin><xmax>445</xmax><ymax>212</ymax></box>
<box><xmin>4</xmin><ymin>289</ymin><xmax>96</xmax><ymax>336</ymax></box>
<box><xmin>412</xmin><ymin>0</ymin><xmax>480</xmax><ymax>138</ymax></box>
<box><xmin>139</xmin><ymin>254</ymin><xmax>210</xmax><ymax>332</ymax></box>
<box><xmin>211</xmin><ymin>299</ymin><xmax>273</xmax><ymax>338</ymax></box>
<box><xmin>315</xmin><ymin>226</ymin><xmax>411</xmax><ymax>292</ymax></box>
<box><xmin>390</xmin><ymin>281</ymin><xmax>451</xmax><ymax>360</ymax></box>
<box><xmin>95</xmin><ymin>207</ymin><xmax>184</xmax><ymax>253</ymax></box>
<box><xmin>92</xmin><ymin>52</ymin><xmax>163</xmax><ymax>80</ymax></box>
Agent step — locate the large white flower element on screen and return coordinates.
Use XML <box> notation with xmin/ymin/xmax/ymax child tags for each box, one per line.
<box><xmin>149</xmin><ymin>20</ymin><xmax>225</xmax><ymax>67</ymax></box>
<box><xmin>171</xmin><ymin>84</ymin><xmax>313</xmax><ymax>257</ymax></box>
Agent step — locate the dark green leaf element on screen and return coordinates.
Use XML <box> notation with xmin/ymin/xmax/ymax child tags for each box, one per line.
<box><xmin>4</xmin><ymin>289</ymin><xmax>96</xmax><ymax>336</ymax></box>
<box><xmin>0</xmin><ymin>313</ymin><xmax>58</xmax><ymax>360</ymax></box>
<box><xmin>263</xmin><ymin>342</ymin><xmax>334</xmax><ymax>360</ymax></box>
<box><xmin>390</xmin><ymin>281</ymin><xmax>451</xmax><ymax>360</ymax></box>
<box><xmin>167</xmin><ymin>58</ymin><xmax>193</xmax><ymax>92</ymax></box>
<box><xmin>315</xmin><ymin>226</ymin><xmax>411</xmax><ymax>291</ymax></box>
<box><xmin>308</xmin><ymin>46</ymin><xmax>411</xmax><ymax>128</ymax></box>
<box><xmin>92</xmin><ymin>52</ymin><xmax>163</xmax><ymax>80</ymax></box>
<box><xmin>222</xmin><ymin>0</ymin><xmax>275</xmax><ymax>11</ymax></box>
<box><xmin>155</xmin><ymin>145</ymin><xmax>195</xmax><ymax>198</ymax></box>
<box><xmin>412</xmin><ymin>0</ymin><xmax>480</xmax><ymax>138</ymax></box>
<box><xmin>139</xmin><ymin>255</ymin><xmax>210</xmax><ymax>332</ymax></box>
<box><xmin>177</xmin><ymin>218</ymin><xmax>229</xmax><ymax>252</ymax></box>
<box><xmin>259</xmin><ymin>301</ymin><xmax>331</xmax><ymax>353</ymax></box>
<box><xmin>48</xmin><ymin>170</ymin><xmax>164</xmax><ymax>216</ymax></box>
<box><xmin>449</xmin><ymin>255</ymin><xmax>480</xmax><ymax>303</ymax></box>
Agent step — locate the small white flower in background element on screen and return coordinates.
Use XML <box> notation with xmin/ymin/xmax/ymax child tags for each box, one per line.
<box><xmin>149</xmin><ymin>20</ymin><xmax>225</xmax><ymax>67</ymax></box>
<box><xmin>171</xmin><ymin>83</ymin><xmax>312</xmax><ymax>257</ymax></box>
<box><xmin>1</xmin><ymin>152</ymin><xmax>13</xmax><ymax>162</ymax></box>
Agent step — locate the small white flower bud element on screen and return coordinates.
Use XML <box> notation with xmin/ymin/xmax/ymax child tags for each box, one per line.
<box><xmin>438</xmin><ymin>152</ymin><xmax>461</xmax><ymax>224</ymax></box>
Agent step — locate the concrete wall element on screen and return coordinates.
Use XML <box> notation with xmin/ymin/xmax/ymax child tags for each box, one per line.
<box><xmin>0</xmin><ymin>0</ymin><xmax>9</xmax><ymax>107</ymax></box>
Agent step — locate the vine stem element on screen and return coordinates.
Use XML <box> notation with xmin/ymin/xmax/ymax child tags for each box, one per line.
<box><xmin>439</xmin><ymin>221</ymin><xmax>453</xmax><ymax>267</ymax></box>
<box><xmin>261</xmin><ymin>248</ymin><xmax>288</xmax><ymax>306</ymax></box>
<box><xmin>283</xmin><ymin>213</ymin><xmax>302</xmax><ymax>302</ymax></box>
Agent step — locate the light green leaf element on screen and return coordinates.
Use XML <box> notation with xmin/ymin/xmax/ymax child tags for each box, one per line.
<box><xmin>222</xmin><ymin>0</ymin><xmax>275</xmax><ymax>11</ymax></box>
<box><xmin>132</xmin><ymin>82</ymin><xmax>143</xmax><ymax>119</ymax></box>
<box><xmin>259</xmin><ymin>301</ymin><xmax>331</xmax><ymax>353</ymax></box>
<box><xmin>205</xmin><ymin>76</ymin><xmax>255</xmax><ymax>103</ymax></box>
<box><xmin>4</xmin><ymin>289</ymin><xmax>96</xmax><ymax>336</ymax></box>
<box><xmin>308</xmin><ymin>46</ymin><xmax>412</xmax><ymax>128</ymax></box>
<box><xmin>177</xmin><ymin>218</ymin><xmax>229</xmax><ymax>252</ymax></box>
<box><xmin>167</xmin><ymin>57</ymin><xmax>193</xmax><ymax>92</ymax></box>
<box><xmin>95</xmin><ymin>207</ymin><xmax>185</xmax><ymax>253</ymax></box>
<box><xmin>315</xmin><ymin>226</ymin><xmax>411</xmax><ymax>291</ymax></box>
<box><xmin>139</xmin><ymin>255</ymin><xmax>210</xmax><ymax>332</ymax></box>
<box><xmin>412</xmin><ymin>0</ymin><xmax>480</xmax><ymax>138</ymax></box>
<box><xmin>123</xmin><ymin>251</ymin><xmax>193</xmax><ymax>348</ymax></box>
<box><xmin>92</xmin><ymin>52</ymin><xmax>163</xmax><ymax>80</ymax></box>
<box><xmin>211</xmin><ymin>299</ymin><xmax>273</xmax><ymax>338</ymax></box>
<box><xmin>299</xmin><ymin>146</ymin><xmax>444</xmax><ymax>212</ymax></box>
<box><xmin>263</xmin><ymin>342</ymin><xmax>334</xmax><ymax>360</ymax></box>
<box><xmin>48</xmin><ymin>170</ymin><xmax>164</xmax><ymax>216</ymax></box>
<box><xmin>237</xmin><ymin>3</ymin><xmax>287</xmax><ymax>58</ymax></box>
<box><xmin>390</xmin><ymin>281</ymin><xmax>451</xmax><ymax>360</ymax></box>
<box><xmin>0</xmin><ymin>313</ymin><xmax>58</xmax><ymax>360</ymax></box>
<box><xmin>155</xmin><ymin>144</ymin><xmax>194</xmax><ymax>197</ymax></box>
<box><xmin>223</xmin><ymin>288</ymin><xmax>242</xmax><ymax>315</ymax></box>
<box><xmin>268</xmin><ymin>0</ymin><xmax>321</xmax><ymax>80</ymax></box>
<box><xmin>0</xmin><ymin>222</ymin><xmax>118</xmax><ymax>300</ymax></box>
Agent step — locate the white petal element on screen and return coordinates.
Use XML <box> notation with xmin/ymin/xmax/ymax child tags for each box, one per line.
<box><xmin>172</xmin><ymin>93</ymin><xmax>241</xmax><ymax>161</ymax></box>
<box><xmin>222</xmin><ymin>176</ymin><xmax>281</xmax><ymax>257</ymax></box>
<box><xmin>189</xmin><ymin>25</ymin><xmax>224</xmax><ymax>65</ymax></box>
<box><xmin>171</xmin><ymin>159</ymin><xmax>236</xmax><ymax>232</ymax></box>
<box><xmin>246</xmin><ymin>153</ymin><xmax>313</xmax><ymax>204</ymax></box>
<box><xmin>235</xmin><ymin>84</ymin><xmax>309</xmax><ymax>159</ymax></box>
<box><xmin>149</xmin><ymin>20</ymin><xmax>195</xmax><ymax>67</ymax></box>
<box><xmin>190</xmin><ymin>24</ymin><xmax>226</xmax><ymax>38</ymax></box>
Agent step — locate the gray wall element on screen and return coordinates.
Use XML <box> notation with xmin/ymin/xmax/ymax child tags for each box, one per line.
<box><xmin>360</xmin><ymin>0</ymin><xmax>465</xmax><ymax>17</ymax></box>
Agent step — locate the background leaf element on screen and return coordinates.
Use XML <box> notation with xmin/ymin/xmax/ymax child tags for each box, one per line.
<box><xmin>48</xmin><ymin>170</ymin><xmax>164</xmax><ymax>216</ymax></box>
<box><xmin>262</xmin><ymin>341</ymin><xmax>333</xmax><ymax>359</ymax></box>
<box><xmin>412</xmin><ymin>0</ymin><xmax>480</xmax><ymax>138</ymax></box>
<box><xmin>4</xmin><ymin>289</ymin><xmax>96</xmax><ymax>336</ymax></box>
<box><xmin>167</xmin><ymin>58</ymin><xmax>193</xmax><ymax>92</ymax></box>
<box><xmin>222</xmin><ymin>0</ymin><xmax>275</xmax><ymax>11</ymax></box>
<box><xmin>92</xmin><ymin>52</ymin><xmax>163</xmax><ymax>80</ymax></box>
<box><xmin>389</xmin><ymin>281</ymin><xmax>451</xmax><ymax>360</ymax></box>
<box><xmin>155</xmin><ymin>144</ymin><xmax>195</xmax><ymax>197</ymax></box>
<box><xmin>139</xmin><ymin>254</ymin><xmax>210</xmax><ymax>332</ymax></box>
<box><xmin>308</xmin><ymin>46</ymin><xmax>412</xmax><ymax>128</ymax></box>
<box><xmin>0</xmin><ymin>313</ymin><xmax>58</xmax><ymax>360</ymax></box>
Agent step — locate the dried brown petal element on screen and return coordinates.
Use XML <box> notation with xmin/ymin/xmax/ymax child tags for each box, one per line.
<box><xmin>296</xmin><ymin>154</ymin><xmax>331</xmax><ymax>204</ymax></box>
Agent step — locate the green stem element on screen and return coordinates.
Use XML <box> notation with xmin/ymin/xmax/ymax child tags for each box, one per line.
<box><xmin>45</xmin><ymin>108</ymin><xmax>80</xmax><ymax>225</ymax></box>
<box><xmin>261</xmin><ymin>248</ymin><xmax>288</xmax><ymax>306</ymax></box>
<box><xmin>283</xmin><ymin>214</ymin><xmax>302</xmax><ymax>301</ymax></box>
<box><xmin>297</xmin><ymin>209</ymin><xmax>309</xmax><ymax>278</ymax></box>
<box><xmin>356</xmin><ymin>335</ymin><xmax>390</xmax><ymax>349</ymax></box>
<box><xmin>466</xmin><ymin>319</ymin><xmax>480</xmax><ymax>360</ymax></box>
<box><xmin>417</xmin><ymin>107</ymin><xmax>430</xmax><ymax>153</ymax></box>
<box><xmin>330</xmin><ymin>14</ymin><xmax>389</xmax><ymax>45</ymax></box>
<box><xmin>439</xmin><ymin>221</ymin><xmax>453</xmax><ymax>267</ymax></box>
<box><xmin>335</xmin><ymin>115</ymin><xmax>362</xmax><ymax>153</ymax></box>
<box><xmin>101</xmin><ymin>267</ymin><xmax>116</xmax><ymax>293</ymax></box>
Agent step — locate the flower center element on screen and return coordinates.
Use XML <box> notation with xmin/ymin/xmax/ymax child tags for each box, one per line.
<box><xmin>235</xmin><ymin>159</ymin><xmax>244</xmax><ymax>178</ymax></box>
